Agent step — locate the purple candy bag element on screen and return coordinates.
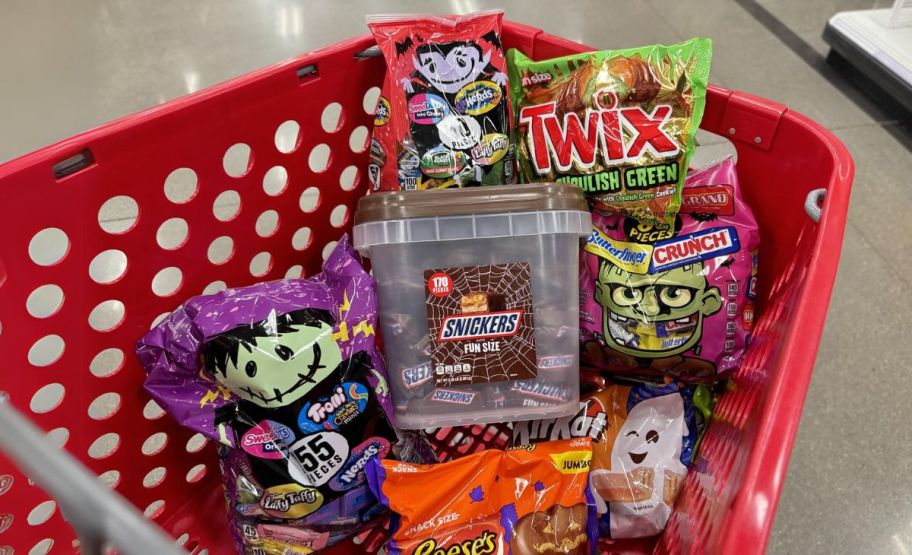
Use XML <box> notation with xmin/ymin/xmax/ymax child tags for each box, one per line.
<box><xmin>137</xmin><ymin>236</ymin><xmax>395</xmax><ymax>552</ymax></box>
<box><xmin>579</xmin><ymin>158</ymin><xmax>759</xmax><ymax>382</ymax></box>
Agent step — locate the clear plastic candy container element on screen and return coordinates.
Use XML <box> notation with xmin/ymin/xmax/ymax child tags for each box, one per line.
<box><xmin>353</xmin><ymin>183</ymin><xmax>591</xmax><ymax>429</ymax></box>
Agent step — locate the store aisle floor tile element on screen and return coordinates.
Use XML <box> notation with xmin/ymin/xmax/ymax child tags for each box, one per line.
<box><xmin>833</xmin><ymin>124</ymin><xmax>912</xmax><ymax>282</ymax></box>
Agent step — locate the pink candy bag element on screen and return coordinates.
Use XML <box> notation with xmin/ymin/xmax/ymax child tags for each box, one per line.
<box><xmin>579</xmin><ymin>158</ymin><xmax>759</xmax><ymax>382</ymax></box>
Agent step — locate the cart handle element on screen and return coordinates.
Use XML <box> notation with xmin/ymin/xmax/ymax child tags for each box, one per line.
<box><xmin>804</xmin><ymin>188</ymin><xmax>826</xmax><ymax>224</ymax></box>
<box><xmin>0</xmin><ymin>399</ymin><xmax>187</xmax><ymax>555</ymax></box>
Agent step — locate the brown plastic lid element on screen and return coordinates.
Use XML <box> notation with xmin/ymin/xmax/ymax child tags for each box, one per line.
<box><xmin>354</xmin><ymin>183</ymin><xmax>587</xmax><ymax>224</ymax></box>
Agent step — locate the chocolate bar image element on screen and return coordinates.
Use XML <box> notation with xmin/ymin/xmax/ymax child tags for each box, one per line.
<box><xmin>663</xmin><ymin>469</ymin><xmax>685</xmax><ymax>505</ymax></box>
<box><xmin>460</xmin><ymin>291</ymin><xmax>506</xmax><ymax>314</ymax></box>
<box><xmin>591</xmin><ymin>468</ymin><xmax>655</xmax><ymax>503</ymax></box>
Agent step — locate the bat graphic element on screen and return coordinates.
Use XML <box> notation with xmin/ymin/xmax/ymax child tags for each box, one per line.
<box><xmin>689</xmin><ymin>212</ymin><xmax>719</xmax><ymax>222</ymax></box>
<box><xmin>395</xmin><ymin>36</ymin><xmax>415</xmax><ymax>57</ymax></box>
<box><xmin>481</xmin><ymin>30</ymin><xmax>501</xmax><ymax>49</ymax></box>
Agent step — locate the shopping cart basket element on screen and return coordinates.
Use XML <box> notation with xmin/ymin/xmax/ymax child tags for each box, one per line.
<box><xmin>0</xmin><ymin>20</ymin><xmax>854</xmax><ymax>555</ymax></box>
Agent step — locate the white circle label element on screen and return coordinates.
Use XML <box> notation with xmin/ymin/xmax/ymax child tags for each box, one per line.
<box><xmin>437</xmin><ymin>115</ymin><xmax>481</xmax><ymax>150</ymax></box>
<box><xmin>287</xmin><ymin>431</ymin><xmax>350</xmax><ymax>487</ymax></box>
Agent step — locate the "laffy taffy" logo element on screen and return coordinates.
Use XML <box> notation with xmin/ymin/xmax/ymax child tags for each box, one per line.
<box><xmin>519</xmin><ymin>88</ymin><xmax>680</xmax><ymax>175</ymax></box>
<box><xmin>414</xmin><ymin>530</ymin><xmax>498</xmax><ymax>555</ymax></box>
<box><xmin>260</xmin><ymin>483</ymin><xmax>323</xmax><ymax>519</ymax></box>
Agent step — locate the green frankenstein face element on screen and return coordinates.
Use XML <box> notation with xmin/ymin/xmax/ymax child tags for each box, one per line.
<box><xmin>595</xmin><ymin>260</ymin><xmax>722</xmax><ymax>357</ymax></box>
<box><xmin>204</xmin><ymin>308</ymin><xmax>342</xmax><ymax>408</ymax></box>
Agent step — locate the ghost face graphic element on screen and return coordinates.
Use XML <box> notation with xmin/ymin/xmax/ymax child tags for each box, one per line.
<box><xmin>414</xmin><ymin>43</ymin><xmax>491</xmax><ymax>94</ymax></box>
<box><xmin>206</xmin><ymin>310</ymin><xmax>343</xmax><ymax>409</ymax></box>
<box><xmin>610</xmin><ymin>394</ymin><xmax>685</xmax><ymax>472</ymax></box>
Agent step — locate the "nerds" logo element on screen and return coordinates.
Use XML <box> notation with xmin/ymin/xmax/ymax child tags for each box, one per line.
<box><xmin>438</xmin><ymin>310</ymin><xmax>522</xmax><ymax>342</ymax></box>
<box><xmin>650</xmin><ymin>226</ymin><xmax>740</xmax><ymax>272</ymax></box>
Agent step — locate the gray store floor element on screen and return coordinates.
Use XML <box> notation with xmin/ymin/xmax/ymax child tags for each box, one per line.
<box><xmin>0</xmin><ymin>0</ymin><xmax>906</xmax><ymax>553</ymax></box>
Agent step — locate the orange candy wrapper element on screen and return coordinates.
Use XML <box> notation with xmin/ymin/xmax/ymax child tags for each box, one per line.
<box><xmin>366</xmin><ymin>438</ymin><xmax>597</xmax><ymax>554</ymax></box>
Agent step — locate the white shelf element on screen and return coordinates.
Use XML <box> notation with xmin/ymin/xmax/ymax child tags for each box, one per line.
<box><xmin>829</xmin><ymin>8</ymin><xmax>912</xmax><ymax>88</ymax></box>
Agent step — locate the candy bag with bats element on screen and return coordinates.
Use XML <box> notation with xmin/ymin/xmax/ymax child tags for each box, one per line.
<box><xmin>367</xmin><ymin>10</ymin><xmax>515</xmax><ymax>189</ymax></box>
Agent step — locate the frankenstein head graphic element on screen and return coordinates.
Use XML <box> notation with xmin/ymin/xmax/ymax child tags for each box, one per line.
<box><xmin>595</xmin><ymin>260</ymin><xmax>722</xmax><ymax>358</ymax></box>
<box><xmin>203</xmin><ymin>308</ymin><xmax>342</xmax><ymax>408</ymax></box>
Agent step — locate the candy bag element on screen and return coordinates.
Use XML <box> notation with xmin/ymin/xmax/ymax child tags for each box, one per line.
<box><xmin>579</xmin><ymin>157</ymin><xmax>759</xmax><ymax>381</ymax></box>
<box><xmin>367</xmin><ymin>438</ymin><xmax>597</xmax><ymax>554</ymax></box>
<box><xmin>508</xmin><ymin>38</ymin><xmax>712</xmax><ymax>226</ymax></box>
<box><xmin>367</xmin><ymin>10</ymin><xmax>515</xmax><ymax>189</ymax></box>
<box><xmin>137</xmin><ymin>236</ymin><xmax>396</xmax><ymax>552</ymax></box>
<box><xmin>512</xmin><ymin>377</ymin><xmax>711</xmax><ymax>539</ymax></box>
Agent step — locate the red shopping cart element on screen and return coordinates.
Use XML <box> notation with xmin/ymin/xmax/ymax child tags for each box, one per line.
<box><xmin>0</xmin><ymin>21</ymin><xmax>853</xmax><ymax>555</ymax></box>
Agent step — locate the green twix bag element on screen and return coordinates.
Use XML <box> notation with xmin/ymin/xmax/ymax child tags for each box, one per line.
<box><xmin>508</xmin><ymin>38</ymin><xmax>712</xmax><ymax>226</ymax></box>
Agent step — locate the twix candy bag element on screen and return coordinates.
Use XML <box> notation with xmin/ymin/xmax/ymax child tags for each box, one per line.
<box><xmin>366</xmin><ymin>438</ymin><xmax>597</xmax><ymax>554</ymax></box>
<box><xmin>507</xmin><ymin>38</ymin><xmax>712</xmax><ymax>226</ymax></box>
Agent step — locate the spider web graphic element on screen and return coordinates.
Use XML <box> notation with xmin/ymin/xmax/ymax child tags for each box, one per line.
<box><xmin>424</xmin><ymin>262</ymin><xmax>537</xmax><ymax>387</ymax></box>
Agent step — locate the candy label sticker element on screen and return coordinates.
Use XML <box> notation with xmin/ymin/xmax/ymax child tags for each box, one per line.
<box><xmin>329</xmin><ymin>437</ymin><xmax>391</xmax><ymax>492</ymax></box>
<box><xmin>470</xmin><ymin>133</ymin><xmax>509</xmax><ymax>165</ymax></box>
<box><xmin>408</xmin><ymin>93</ymin><xmax>449</xmax><ymax>124</ymax></box>
<box><xmin>235</xmin><ymin>503</ymin><xmax>261</xmax><ymax>516</ymax></box>
<box><xmin>374</xmin><ymin>96</ymin><xmax>391</xmax><ymax>126</ymax></box>
<box><xmin>242</xmin><ymin>420</ymin><xmax>295</xmax><ymax>460</ymax></box>
<box><xmin>649</xmin><ymin>226</ymin><xmax>740</xmax><ymax>273</ymax></box>
<box><xmin>399</xmin><ymin>150</ymin><xmax>421</xmax><ymax>190</ymax></box>
<box><xmin>420</xmin><ymin>147</ymin><xmax>467</xmax><ymax>179</ymax></box>
<box><xmin>261</xmin><ymin>483</ymin><xmax>323</xmax><ymax>519</ymax></box>
<box><xmin>513</xmin><ymin>401</ymin><xmax>607</xmax><ymax>445</ymax></box>
<box><xmin>511</xmin><ymin>381</ymin><xmax>571</xmax><ymax>403</ymax></box>
<box><xmin>681</xmin><ymin>185</ymin><xmax>735</xmax><ymax>216</ymax></box>
<box><xmin>424</xmin><ymin>263</ymin><xmax>537</xmax><ymax>387</ymax></box>
<box><xmin>298</xmin><ymin>382</ymin><xmax>370</xmax><ymax>434</ymax></box>
<box><xmin>538</xmin><ymin>355</ymin><xmax>575</xmax><ymax>370</ymax></box>
<box><xmin>369</xmin><ymin>138</ymin><xmax>386</xmax><ymax>166</ymax></box>
<box><xmin>402</xmin><ymin>361</ymin><xmax>433</xmax><ymax>390</ymax></box>
<box><xmin>369</xmin><ymin>164</ymin><xmax>381</xmax><ymax>190</ymax></box>
<box><xmin>431</xmin><ymin>388</ymin><xmax>476</xmax><ymax>404</ymax></box>
<box><xmin>585</xmin><ymin>229</ymin><xmax>653</xmax><ymax>275</ymax></box>
<box><xmin>743</xmin><ymin>304</ymin><xmax>755</xmax><ymax>331</ymax></box>
<box><xmin>287</xmin><ymin>431</ymin><xmax>350</xmax><ymax>487</ymax></box>
<box><xmin>455</xmin><ymin>80</ymin><xmax>502</xmax><ymax>116</ymax></box>
<box><xmin>549</xmin><ymin>450</ymin><xmax>593</xmax><ymax>474</ymax></box>
<box><xmin>438</xmin><ymin>115</ymin><xmax>481</xmax><ymax>150</ymax></box>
